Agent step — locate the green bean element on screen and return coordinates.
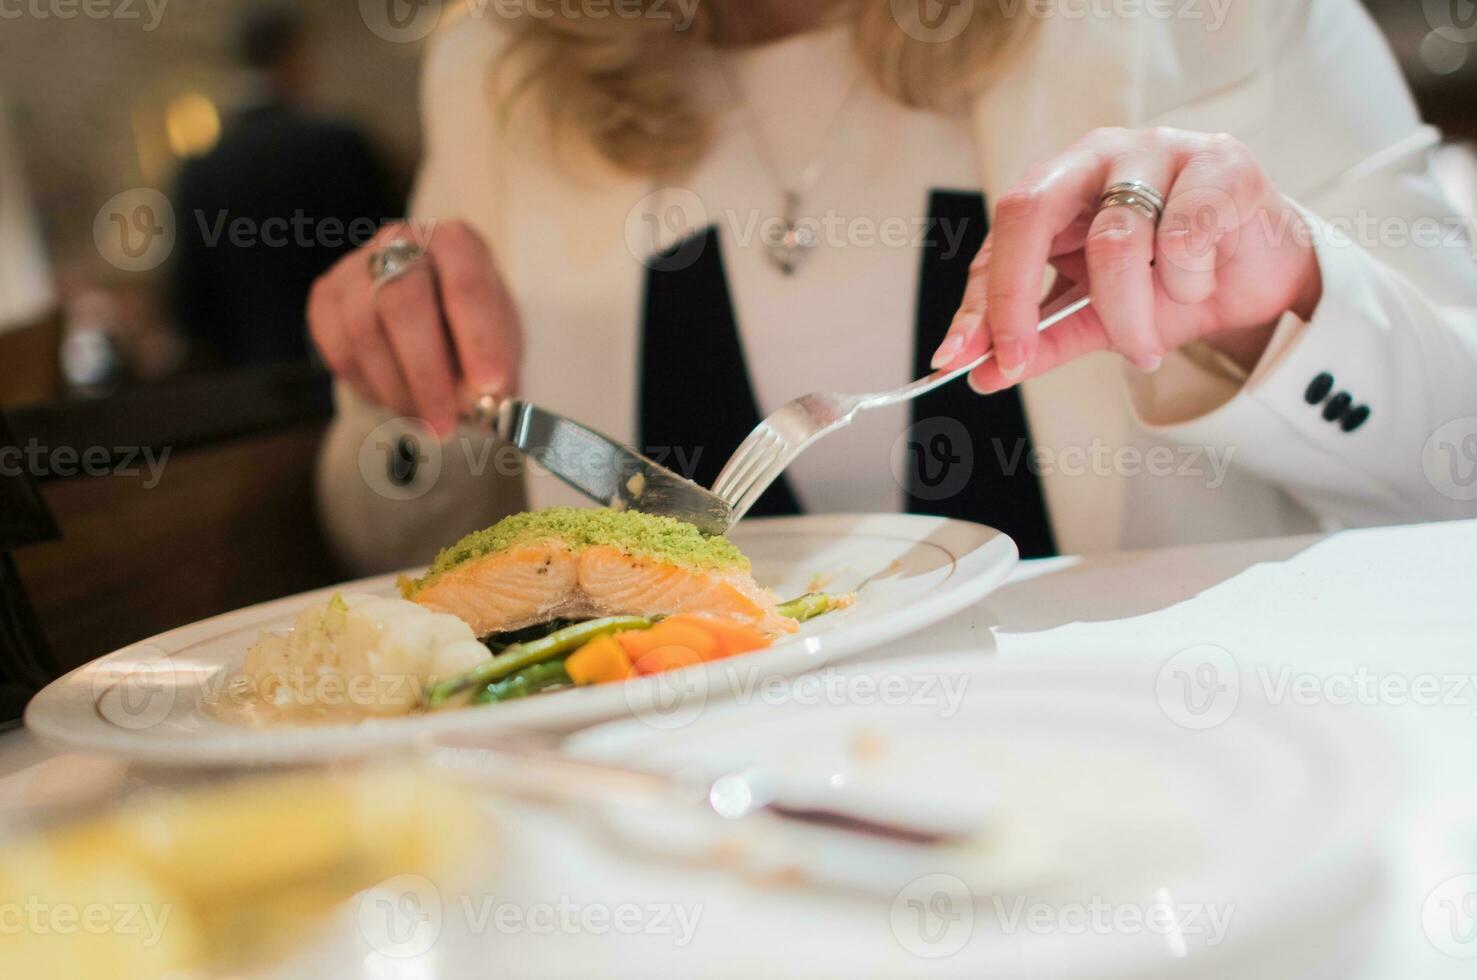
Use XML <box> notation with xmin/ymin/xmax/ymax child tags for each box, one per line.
<box><xmin>427</xmin><ymin>616</ymin><xmax>651</xmax><ymax>708</ymax></box>
<box><xmin>777</xmin><ymin>592</ymin><xmax>854</xmax><ymax>623</ymax></box>
<box><xmin>474</xmin><ymin>660</ymin><xmax>573</xmax><ymax>703</ymax></box>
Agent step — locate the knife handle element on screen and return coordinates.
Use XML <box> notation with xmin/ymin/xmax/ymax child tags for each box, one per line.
<box><xmin>470</xmin><ymin>393</ymin><xmax>524</xmax><ymax>444</ymax></box>
<box><xmin>471</xmin><ymin>393</ymin><xmax>503</xmax><ymax>431</ymax></box>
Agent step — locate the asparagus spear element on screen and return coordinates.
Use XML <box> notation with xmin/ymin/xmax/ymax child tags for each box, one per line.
<box><xmin>474</xmin><ymin>659</ymin><xmax>573</xmax><ymax>703</ymax></box>
<box><xmin>777</xmin><ymin>592</ymin><xmax>855</xmax><ymax>623</ymax></box>
<box><xmin>427</xmin><ymin>616</ymin><xmax>650</xmax><ymax>708</ymax></box>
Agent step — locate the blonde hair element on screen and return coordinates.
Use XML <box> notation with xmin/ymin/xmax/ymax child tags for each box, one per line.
<box><xmin>494</xmin><ymin>1</ymin><xmax>1036</xmax><ymax>177</ymax></box>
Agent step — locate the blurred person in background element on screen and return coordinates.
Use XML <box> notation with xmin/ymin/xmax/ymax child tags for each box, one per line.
<box><xmin>172</xmin><ymin>4</ymin><xmax>396</xmax><ymax>368</ymax></box>
<box><xmin>0</xmin><ymin>87</ymin><xmax>60</xmax><ymax>406</ymax></box>
<box><xmin>308</xmin><ymin>0</ymin><xmax>1477</xmax><ymax>572</ymax></box>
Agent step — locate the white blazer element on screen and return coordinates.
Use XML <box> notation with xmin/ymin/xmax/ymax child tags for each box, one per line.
<box><xmin>318</xmin><ymin>0</ymin><xmax>1477</xmax><ymax>574</ymax></box>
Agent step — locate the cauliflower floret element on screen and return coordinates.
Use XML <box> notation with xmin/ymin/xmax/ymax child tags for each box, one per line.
<box><xmin>243</xmin><ymin>594</ymin><xmax>490</xmax><ymax>718</ymax></box>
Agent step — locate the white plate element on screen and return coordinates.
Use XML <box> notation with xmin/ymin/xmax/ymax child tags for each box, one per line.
<box><xmin>25</xmin><ymin>514</ymin><xmax>1016</xmax><ymax>766</ymax></box>
<box><xmin>553</xmin><ymin>655</ymin><xmax>1396</xmax><ymax>979</ymax></box>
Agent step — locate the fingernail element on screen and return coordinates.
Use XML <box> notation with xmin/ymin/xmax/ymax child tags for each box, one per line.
<box><xmin>1133</xmin><ymin>352</ymin><xmax>1164</xmax><ymax>373</ymax></box>
<box><xmin>931</xmin><ymin>333</ymin><xmax>965</xmax><ymax>369</ymax></box>
<box><xmin>996</xmin><ymin>339</ymin><xmax>1026</xmax><ymax>380</ymax></box>
<box><xmin>476</xmin><ymin>370</ymin><xmax>508</xmax><ymax>397</ymax></box>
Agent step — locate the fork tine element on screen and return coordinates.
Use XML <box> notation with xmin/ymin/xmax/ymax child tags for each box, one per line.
<box><xmin>713</xmin><ymin>427</ymin><xmax>779</xmax><ymax>502</ymax></box>
<box><xmin>710</xmin><ymin>428</ymin><xmax>764</xmax><ymax>499</ymax></box>
<box><xmin>727</xmin><ymin>448</ymin><xmax>796</xmax><ymax>523</ymax></box>
<box><xmin>714</xmin><ymin>430</ymin><xmax>783</xmax><ymax>510</ymax></box>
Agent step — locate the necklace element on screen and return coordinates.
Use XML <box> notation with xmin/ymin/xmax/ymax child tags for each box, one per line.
<box><xmin>718</xmin><ymin>57</ymin><xmax>864</xmax><ymax>276</ymax></box>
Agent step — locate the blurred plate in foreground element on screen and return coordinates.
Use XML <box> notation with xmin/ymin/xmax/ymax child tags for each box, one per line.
<box><xmin>549</xmin><ymin>654</ymin><xmax>1396</xmax><ymax>979</ymax></box>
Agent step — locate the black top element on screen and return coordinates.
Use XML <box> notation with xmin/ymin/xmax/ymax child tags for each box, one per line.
<box><xmin>638</xmin><ymin>190</ymin><xmax>1057</xmax><ymax>558</ymax></box>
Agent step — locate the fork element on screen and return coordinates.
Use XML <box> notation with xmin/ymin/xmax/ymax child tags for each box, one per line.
<box><xmin>710</xmin><ymin>287</ymin><xmax>1091</xmax><ymax>525</ymax></box>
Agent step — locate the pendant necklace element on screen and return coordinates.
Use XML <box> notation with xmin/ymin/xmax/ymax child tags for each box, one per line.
<box><xmin>718</xmin><ymin>58</ymin><xmax>864</xmax><ymax>276</ymax></box>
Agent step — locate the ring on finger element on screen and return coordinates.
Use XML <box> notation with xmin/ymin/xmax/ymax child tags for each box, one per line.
<box><xmin>368</xmin><ymin>239</ymin><xmax>427</xmax><ymax>297</ymax></box>
<box><xmin>1098</xmin><ymin>181</ymin><xmax>1165</xmax><ymax>225</ymax></box>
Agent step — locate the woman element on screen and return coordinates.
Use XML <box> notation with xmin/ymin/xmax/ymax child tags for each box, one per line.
<box><xmin>312</xmin><ymin>0</ymin><xmax>1477</xmax><ymax>572</ymax></box>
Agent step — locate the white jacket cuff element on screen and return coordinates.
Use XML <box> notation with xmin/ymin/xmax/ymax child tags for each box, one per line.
<box><xmin>1125</xmin><ymin>204</ymin><xmax>1467</xmax><ymax>525</ymax></box>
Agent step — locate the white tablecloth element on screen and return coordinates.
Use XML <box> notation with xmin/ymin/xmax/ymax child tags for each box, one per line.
<box><xmin>3</xmin><ymin>520</ymin><xmax>1475</xmax><ymax>977</ymax></box>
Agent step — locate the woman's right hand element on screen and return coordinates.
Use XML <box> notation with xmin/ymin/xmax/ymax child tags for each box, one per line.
<box><xmin>308</xmin><ymin>219</ymin><xmax>522</xmax><ymax>437</ymax></box>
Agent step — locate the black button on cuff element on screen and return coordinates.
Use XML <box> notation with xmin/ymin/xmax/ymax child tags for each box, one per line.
<box><xmin>1322</xmin><ymin>392</ymin><xmax>1353</xmax><ymax>422</ymax></box>
<box><xmin>1305</xmin><ymin>372</ymin><xmax>1334</xmax><ymax>405</ymax></box>
<box><xmin>1340</xmin><ymin>405</ymin><xmax>1371</xmax><ymax>432</ymax></box>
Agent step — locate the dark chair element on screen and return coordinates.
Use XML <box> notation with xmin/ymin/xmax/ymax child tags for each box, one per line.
<box><xmin>0</xmin><ymin>411</ymin><xmax>61</xmax><ymax>728</ymax></box>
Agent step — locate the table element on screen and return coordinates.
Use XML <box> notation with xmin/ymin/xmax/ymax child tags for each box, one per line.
<box><xmin>3</xmin><ymin>520</ymin><xmax>1474</xmax><ymax>977</ymax></box>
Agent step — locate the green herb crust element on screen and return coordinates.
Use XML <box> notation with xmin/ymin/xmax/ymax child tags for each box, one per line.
<box><xmin>409</xmin><ymin>507</ymin><xmax>747</xmax><ymax>595</ymax></box>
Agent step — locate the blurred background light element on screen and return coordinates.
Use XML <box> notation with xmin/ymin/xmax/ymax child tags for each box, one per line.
<box><xmin>1418</xmin><ymin>30</ymin><xmax>1472</xmax><ymax>76</ymax></box>
<box><xmin>163</xmin><ymin>91</ymin><xmax>220</xmax><ymax>158</ymax></box>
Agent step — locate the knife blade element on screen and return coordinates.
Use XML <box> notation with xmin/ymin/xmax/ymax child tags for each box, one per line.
<box><xmin>470</xmin><ymin>395</ymin><xmax>733</xmax><ymax>536</ymax></box>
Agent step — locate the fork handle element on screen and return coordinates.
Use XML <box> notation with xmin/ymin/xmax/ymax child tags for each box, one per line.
<box><xmin>868</xmin><ymin>286</ymin><xmax>1091</xmax><ymax>409</ymax></box>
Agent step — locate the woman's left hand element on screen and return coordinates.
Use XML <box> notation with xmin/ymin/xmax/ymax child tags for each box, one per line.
<box><xmin>931</xmin><ymin>127</ymin><xmax>1324</xmax><ymax>391</ymax></box>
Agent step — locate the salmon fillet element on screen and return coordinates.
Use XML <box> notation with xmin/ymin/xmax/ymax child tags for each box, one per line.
<box><xmin>410</xmin><ymin>541</ymin><xmax>580</xmax><ymax>636</ymax></box>
<box><xmin>406</xmin><ymin>508</ymin><xmax>797</xmax><ymax>637</ymax></box>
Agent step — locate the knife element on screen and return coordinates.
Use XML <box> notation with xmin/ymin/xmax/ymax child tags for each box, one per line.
<box><xmin>429</xmin><ymin>741</ymin><xmax>973</xmax><ymax>847</ymax></box>
<box><xmin>470</xmin><ymin>394</ymin><xmax>733</xmax><ymax>536</ymax></box>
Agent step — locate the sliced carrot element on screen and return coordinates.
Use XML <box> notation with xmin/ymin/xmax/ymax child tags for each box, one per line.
<box><xmin>615</xmin><ymin>627</ymin><xmax>667</xmax><ymax>661</ymax></box>
<box><xmin>616</xmin><ymin>621</ymin><xmax>717</xmax><ymax>662</ymax></box>
<box><xmin>652</xmin><ymin>621</ymin><xmax>720</xmax><ymax>661</ymax></box>
<box><xmin>663</xmin><ymin>615</ymin><xmax>772</xmax><ymax>658</ymax></box>
<box><xmin>608</xmin><ymin>615</ymin><xmax>776</xmax><ymax>678</ymax></box>
<box><xmin>631</xmin><ymin>643</ymin><xmax>706</xmax><ymax>676</ymax></box>
<box><xmin>566</xmin><ymin>635</ymin><xmax>634</xmax><ymax>686</ymax></box>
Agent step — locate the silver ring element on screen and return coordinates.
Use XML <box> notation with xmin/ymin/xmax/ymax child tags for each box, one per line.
<box><xmin>368</xmin><ymin>239</ymin><xmax>426</xmax><ymax>295</ymax></box>
<box><xmin>1098</xmin><ymin>181</ymin><xmax>1165</xmax><ymax>225</ymax></box>
<box><xmin>1103</xmin><ymin>180</ymin><xmax>1165</xmax><ymax>211</ymax></box>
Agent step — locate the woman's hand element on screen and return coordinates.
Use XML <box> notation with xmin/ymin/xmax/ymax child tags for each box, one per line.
<box><xmin>308</xmin><ymin>220</ymin><xmax>522</xmax><ymax>437</ymax></box>
<box><xmin>931</xmin><ymin>127</ymin><xmax>1324</xmax><ymax>391</ymax></box>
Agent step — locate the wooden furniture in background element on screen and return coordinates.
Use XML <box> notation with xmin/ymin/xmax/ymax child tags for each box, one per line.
<box><xmin>13</xmin><ymin>424</ymin><xmax>339</xmax><ymax>671</ymax></box>
<box><xmin>8</xmin><ymin>363</ymin><xmax>339</xmax><ymax>673</ymax></box>
<box><xmin>0</xmin><ymin>315</ymin><xmax>62</xmax><ymax>409</ymax></box>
